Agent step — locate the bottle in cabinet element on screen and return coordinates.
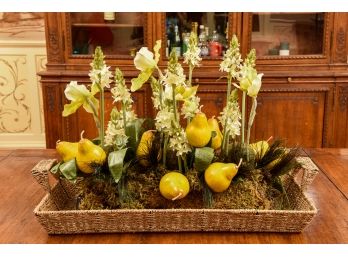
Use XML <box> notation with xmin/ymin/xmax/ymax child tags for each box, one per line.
<box><xmin>198</xmin><ymin>24</ymin><xmax>209</xmax><ymax>57</ymax></box>
<box><xmin>209</xmin><ymin>30</ymin><xmax>223</xmax><ymax>57</ymax></box>
<box><xmin>171</xmin><ymin>25</ymin><xmax>181</xmax><ymax>56</ymax></box>
<box><xmin>103</xmin><ymin>12</ymin><xmax>115</xmax><ymax>23</ymax></box>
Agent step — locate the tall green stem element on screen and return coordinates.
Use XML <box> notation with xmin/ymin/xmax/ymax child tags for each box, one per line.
<box><xmin>177</xmin><ymin>156</ymin><xmax>182</xmax><ymax>172</ymax></box>
<box><xmin>156</xmin><ymin>68</ymin><xmax>165</xmax><ymax>110</ymax></box>
<box><xmin>172</xmin><ymin>85</ymin><xmax>178</xmax><ymax>122</ymax></box>
<box><xmin>162</xmin><ymin>135</ymin><xmax>169</xmax><ymax>168</ymax></box>
<box><xmin>221</xmin><ymin>75</ymin><xmax>232</xmax><ymax>157</ymax></box>
<box><xmin>171</xmin><ymin>84</ymin><xmax>182</xmax><ymax>170</ymax></box>
<box><xmin>86</xmin><ymin>98</ymin><xmax>101</xmax><ymax>137</ymax></box>
<box><xmin>183</xmin><ymin>155</ymin><xmax>188</xmax><ymax>173</ymax></box>
<box><xmin>100</xmin><ymin>88</ymin><xmax>105</xmax><ymax>146</ymax></box>
<box><xmin>122</xmin><ymin>102</ymin><xmax>127</xmax><ymax>132</ymax></box>
<box><xmin>188</xmin><ymin>64</ymin><xmax>193</xmax><ymax>87</ymax></box>
<box><xmin>241</xmin><ymin>91</ymin><xmax>246</xmax><ymax>144</ymax></box>
<box><xmin>247</xmin><ymin>98</ymin><xmax>257</xmax><ymax>145</ymax></box>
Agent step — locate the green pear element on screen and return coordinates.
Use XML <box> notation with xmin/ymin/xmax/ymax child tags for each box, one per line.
<box><xmin>204</xmin><ymin>160</ymin><xmax>242</xmax><ymax>193</ymax></box>
<box><xmin>186</xmin><ymin>112</ymin><xmax>211</xmax><ymax>147</ymax></box>
<box><xmin>76</xmin><ymin>131</ymin><xmax>106</xmax><ymax>174</ymax></box>
<box><xmin>56</xmin><ymin>141</ymin><xmax>78</xmax><ymax>162</ymax></box>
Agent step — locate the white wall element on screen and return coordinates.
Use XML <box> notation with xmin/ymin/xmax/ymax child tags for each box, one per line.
<box><xmin>0</xmin><ymin>13</ymin><xmax>46</xmax><ymax>148</ymax></box>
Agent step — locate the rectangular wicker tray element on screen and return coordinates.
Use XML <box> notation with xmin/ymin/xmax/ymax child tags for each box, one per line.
<box><xmin>32</xmin><ymin>157</ymin><xmax>319</xmax><ymax>234</ymax></box>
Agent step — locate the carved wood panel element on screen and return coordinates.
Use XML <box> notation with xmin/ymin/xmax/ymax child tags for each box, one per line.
<box><xmin>42</xmin><ymin>83</ymin><xmax>63</xmax><ymax>148</ymax></box>
<box><xmin>251</xmin><ymin>91</ymin><xmax>326</xmax><ymax>148</ymax></box>
<box><xmin>45</xmin><ymin>13</ymin><xmax>64</xmax><ymax>64</ymax></box>
<box><xmin>335</xmin><ymin>84</ymin><xmax>348</xmax><ymax>147</ymax></box>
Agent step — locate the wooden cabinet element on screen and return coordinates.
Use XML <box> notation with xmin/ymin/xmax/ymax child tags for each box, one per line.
<box><xmin>39</xmin><ymin>12</ymin><xmax>348</xmax><ymax>148</ymax></box>
<box><xmin>334</xmin><ymin>83</ymin><xmax>348</xmax><ymax>147</ymax></box>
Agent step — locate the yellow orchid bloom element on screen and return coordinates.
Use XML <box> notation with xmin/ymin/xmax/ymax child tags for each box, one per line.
<box><xmin>247</xmin><ymin>73</ymin><xmax>263</xmax><ymax>98</ymax></box>
<box><xmin>131</xmin><ymin>40</ymin><xmax>161</xmax><ymax>92</ymax></box>
<box><xmin>62</xmin><ymin>81</ymin><xmax>99</xmax><ymax>117</ymax></box>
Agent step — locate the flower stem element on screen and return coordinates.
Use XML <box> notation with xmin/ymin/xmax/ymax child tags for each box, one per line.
<box><xmin>172</xmin><ymin>85</ymin><xmax>178</xmax><ymax>122</ymax></box>
<box><xmin>100</xmin><ymin>88</ymin><xmax>105</xmax><ymax>146</ymax></box>
<box><xmin>177</xmin><ymin>156</ymin><xmax>182</xmax><ymax>172</ymax></box>
<box><xmin>86</xmin><ymin>98</ymin><xmax>101</xmax><ymax>141</ymax></box>
<box><xmin>188</xmin><ymin>64</ymin><xmax>193</xmax><ymax>87</ymax></box>
<box><xmin>221</xmin><ymin>75</ymin><xmax>232</xmax><ymax>157</ymax></box>
<box><xmin>241</xmin><ymin>91</ymin><xmax>246</xmax><ymax>144</ymax></box>
<box><xmin>162</xmin><ymin>134</ymin><xmax>169</xmax><ymax>168</ymax></box>
<box><xmin>171</xmin><ymin>84</ymin><xmax>182</xmax><ymax>170</ymax></box>
<box><xmin>247</xmin><ymin>98</ymin><xmax>257</xmax><ymax>146</ymax></box>
<box><xmin>122</xmin><ymin>102</ymin><xmax>127</xmax><ymax>132</ymax></box>
<box><xmin>156</xmin><ymin>68</ymin><xmax>165</xmax><ymax>110</ymax></box>
<box><xmin>183</xmin><ymin>155</ymin><xmax>188</xmax><ymax>173</ymax></box>
<box><xmin>223</xmin><ymin>130</ymin><xmax>230</xmax><ymax>157</ymax></box>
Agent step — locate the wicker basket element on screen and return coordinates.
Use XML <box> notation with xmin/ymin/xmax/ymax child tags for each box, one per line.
<box><xmin>32</xmin><ymin>157</ymin><xmax>319</xmax><ymax>234</ymax></box>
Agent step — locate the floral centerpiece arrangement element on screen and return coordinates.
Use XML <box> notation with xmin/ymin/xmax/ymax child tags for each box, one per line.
<box><xmin>52</xmin><ymin>34</ymin><xmax>301</xmax><ymax>210</ymax></box>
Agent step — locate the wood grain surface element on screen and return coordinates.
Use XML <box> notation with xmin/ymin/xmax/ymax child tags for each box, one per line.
<box><xmin>0</xmin><ymin>149</ymin><xmax>347</xmax><ymax>243</ymax></box>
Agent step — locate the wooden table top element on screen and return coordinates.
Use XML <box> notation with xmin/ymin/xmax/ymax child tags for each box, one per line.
<box><xmin>0</xmin><ymin>148</ymin><xmax>347</xmax><ymax>243</ymax></box>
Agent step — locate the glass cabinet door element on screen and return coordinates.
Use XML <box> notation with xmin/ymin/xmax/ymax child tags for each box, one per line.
<box><xmin>164</xmin><ymin>12</ymin><xmax>230</xmax><ymax>59</ymax></box>
<box><xmin>69</xmin><ymin>12</ymin><xmax>145</xmax><ymax>58</ymax></box>
<box><xmin>250</xmin><ymin>13</ymin><xmax>325</xmax><ymax>57</ymax></box>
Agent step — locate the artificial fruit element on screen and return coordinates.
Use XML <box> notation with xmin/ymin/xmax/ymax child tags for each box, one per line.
<box><xmin>56</xmin><ymin>141</ymin><xmax>78</xmax><ymax>162</ymax></box>
<box><xmin>159</xmin><ymin>172</ymin><xmax>190</xmax><ymax>200</ymax></box>
<box><xmin>204</xmin><ymin>160</ymin><xmax>242</xmax><ymax>193</ymax></box>
<box><xmin>76</xmin><ymin>131</ymin><xmax>106</xmax><ymax>174</ymax></box>
<box><xmin>208</xmin><ymin>117</ymin><xmax>223</xmax><ymax>150</ymax></box>
<box><xmin>186</xmin><ymin>112</ymin><xmax>211</xmax><ymax>147</ymax></box>
<box><xmin>136</xmin><ymin>130</ymin><xmax>155</xmax><ymax>166</ymax></box>
<box><xmin>250</xmin><ymin>136</ymin><xmax>273</xmax><ymax>158</ymax></box>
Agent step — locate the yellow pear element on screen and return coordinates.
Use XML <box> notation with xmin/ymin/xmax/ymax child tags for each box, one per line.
<box><xmin>204</xmin><ymin>160</ymin><xmax>242</xmax><ymax>193</ymax></box>
<box><xmin>76</xmin><ymin>131</ymin><xmax>106</xmax><ymax>174</ymax></box>
<box><xmin>208</xmin><ymin>117</ymin><xmax>223</xmax><ymax>150</ymax></box>
<box><xmin>186</xmin><ymin>112</ymin><xmax>211</xmax><ymax>147</ymax></box>
<box><xmin>56</xmin><ymin>140</ymin><xmax>78</xmax><ymax>162</ymax></box>
<box><xmin>136</xmin><ymin>130</ymin><xmax>155</xmax><ymax>167</ymax></box>
<box><xmin>159</xmin><ymin>172</ymin><xmax>190</xmax><ymax>201</ymax></box>
<box><xmin>250</xmin><ymin>136</ymin><xmax>273</xmax><ymax>158</ymax></box>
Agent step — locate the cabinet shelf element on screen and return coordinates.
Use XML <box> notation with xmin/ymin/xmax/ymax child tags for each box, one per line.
<box><xmin>71</xmin><ymin>23</ymin><xmax>143</xmax><ymax>28</ymax></box>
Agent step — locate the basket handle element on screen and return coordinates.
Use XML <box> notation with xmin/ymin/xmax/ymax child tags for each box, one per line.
<box><xmin>295</xmin><ymin>157</ymin><xmax>319</xmax><ymax>192</ymax></box>
<box><xmin>31</xmin><ymin>159</ymin><xmax>57</xmax><ymax>193</ymax></box>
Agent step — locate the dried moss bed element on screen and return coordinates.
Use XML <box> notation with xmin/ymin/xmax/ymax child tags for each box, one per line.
<box><xmin>76</xmin><ymin>163</ymin><xmax>288</xmax><ymax>211</ymax></box>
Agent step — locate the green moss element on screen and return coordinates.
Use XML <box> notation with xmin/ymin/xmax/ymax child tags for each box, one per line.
<box><xmin>75</xmin><ymin>163</ymin><xmax>291</xmax><ymax>211</ymax></box>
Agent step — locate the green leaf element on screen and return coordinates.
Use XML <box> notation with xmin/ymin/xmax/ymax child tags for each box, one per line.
<box><xmin>202</xmin><ymin>177</ymin><xmax>213</xmax><ymax>208</ymax></box>
<box><xmin>154</xmin><ymin>40</ymin><xmax>162</xmax><ymax>64</ymax></box>
<box><xmin>194</xmin><ymin>147</ymin><xmax>215</xmax><ymax>172</ymax></box>
<box><xmin>59</xmin><ymin>159</ymin><xmax>77</xmax><ymax>181</ymax></box>
<box><xmin>130</xmin><ymin>69</ymin><xmax>153</xmax><ymax>92</ymax></box>
<box><xmin>125</xmin><ymin>118</ymin><xmax>145</xmax><ymax>150</ymax></box>
<box><xmin>50</xmin><ymin>161</ymin><xmax>62</xmax><ymax>179</ymax></box>
<box><xmin>108</xmin><ymin>148</ymin><xmax>128</xmax><ymax>183</ymax></box>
